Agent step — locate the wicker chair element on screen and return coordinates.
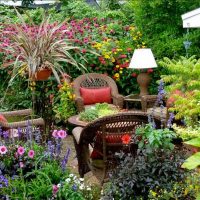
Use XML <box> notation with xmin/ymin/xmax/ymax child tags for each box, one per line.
<box><xmin>0</xmin><ymin>109</ymin><xmax>45</xmax><ymax>142</ymax></box>
<box><xmin>72</xmin><ymin>112</ymin><xmax>161</xmax><ymax>184</ymax></box>
<box><xmin>73</xmin><ymin>73</ymin><xmax>124</xmax><ymax>112</ymax></box>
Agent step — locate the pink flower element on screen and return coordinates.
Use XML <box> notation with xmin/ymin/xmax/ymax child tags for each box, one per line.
<box><xmin>19</xmin><ymin>162</ymin><xmax>24</xmax><ymax>168</ymax></box>
<box><xmin>28</xmin><ymin>150</ymin><xmax>35</xmax><ymax>159</ymax></box>
<box><xmin>52</xmin><ymin>185</ymin><xmax>59</xmax><ymax>195</ymax></box>
<box><xmin>52</xmin><ymin>130</ymin><xmax>58</xmax><ymax>138</ymax></box>
<box><xmin>57</xmin><ymin>130</ymin><xmax>67</xmax><ymax>139</ymax></box>
<box><xmin>17</xmin><ymin>146</ymin><xmax>25</xmax><ymax>156</ymax></box>
<box><xmin>82</xmin><ymin>49</ymin><xmax>87</xmax><ymax>54</ymax></box>
<box><xmin>0</xmin><ymin>145</ymin><xmax>7</xmax><ymax>155</ymax></box>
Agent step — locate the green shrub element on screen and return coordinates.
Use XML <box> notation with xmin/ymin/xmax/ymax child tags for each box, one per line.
<box><xmin>132</xmin><ymin>0</ymin><xmax>200</xmax><ymax>59</ymax></box>
<box><xmin>160</xmin><ymin>56</ymin><xmax>200</xmax><ymax>126</ymax></box>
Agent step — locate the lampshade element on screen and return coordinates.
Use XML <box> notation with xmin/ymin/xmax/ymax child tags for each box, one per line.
<box><xmin>129</xmin><ymin>48</ymin><xmax>157</xmax><ymax>69</ymax></box>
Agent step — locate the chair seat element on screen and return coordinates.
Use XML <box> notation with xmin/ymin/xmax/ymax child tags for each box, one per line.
<box><xmin>147</xmin><ymin>107</ymin><xmax>167</xmax><ymax>119</ymax></box>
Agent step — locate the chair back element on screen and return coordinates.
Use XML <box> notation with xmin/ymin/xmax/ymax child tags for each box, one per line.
<box><xmin>79</xmin><ymin>112</ymin><xmax>160</xmax><ymax>157</ymax></box>
<box><xmin>73</xmin><ymin>73</ymin><xmax>119</xmax><ymax>97</ymax></box>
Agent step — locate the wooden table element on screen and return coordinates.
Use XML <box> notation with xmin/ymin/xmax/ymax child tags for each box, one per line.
<box><xmin>68</xmin><ymin>115</ymin><xmax>88</xmax><ymax>127</ymax></box>
<box><xmin>124</xmin><ymin>94</ymin><xmax>142</xmax><ymax>110</ymax></box>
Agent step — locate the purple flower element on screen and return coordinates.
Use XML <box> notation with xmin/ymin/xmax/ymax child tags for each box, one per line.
<box><xmin>52</xmin><ymin>185</ymin><xmax>59</xmax><ymax>195</ymax></box>
<box><xmin>72</xmin><ymin>184</ymin><xmax>77</xmax><ymax>191</ymax></box>
<box><xmin>167</xmin><ymin>112</ymin><xmax>175</xmax><ymax>128</ymax></box>
<box><xmin>3</xmin><ymin>131</ymin><xmax>9</xmax><ymax>139</ymax></box>
<box><xmin>0</xmin><ymin>175</ymin><xmax>8</xmax><ymax>188</ymax></box>
<box><xmin>61</xmin><ymin>148</ymin><xmax>71</xmax><ymax>172</ymax></box>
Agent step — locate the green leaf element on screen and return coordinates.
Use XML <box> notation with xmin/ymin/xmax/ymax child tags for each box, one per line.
<box><xmin>182</xmin><ymin>152</ymin><xmax>200</xmax><ymax>170</ymax></box>
<box><xmin>196</xmin><ymin>193</ymin><xmax>200</xmax><ymax>200</ymax></box>
<box><xmin>184</xmin><ymin>138</ymin><xmax>200</xmax><ymax>147</ymax></box>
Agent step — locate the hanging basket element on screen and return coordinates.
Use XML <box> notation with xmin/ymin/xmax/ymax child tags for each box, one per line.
<box><xmin>32</xmin><ymin>68</ymin><xmax>52</xmax><ymax>81</ymax></box>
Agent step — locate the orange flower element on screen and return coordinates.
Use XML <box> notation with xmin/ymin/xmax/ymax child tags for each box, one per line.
<box><xmin>121</xmin><ymin>134</ymin><xmax>131</xmax><ymax>144</ymax></box>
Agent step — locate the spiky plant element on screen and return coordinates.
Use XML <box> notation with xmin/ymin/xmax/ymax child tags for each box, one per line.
<box><xmin>0</xmin><ymin>10</ymin><xmax>86</xmax><ymax>83</ymax></box>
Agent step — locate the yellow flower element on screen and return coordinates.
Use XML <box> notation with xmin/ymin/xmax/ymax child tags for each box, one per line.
<box><xmin>116</xmin><ymin>65</ymin><xmax>120</xmax><ymax>68</ymax></box>
<box><xmin>111</xmin><ymin>57</ymin><xmax>115</xmax><ymax>62</ymax></box>
<box><xmin>119</xmin><ymin>70</ymin><xmax>123</xmax><ymax>74</ymax></box>
<box><xmin>104</xmin><ymin>55</ymin><xmax>110</xmax><ymax>59</ymax></box>
<box><xmin>114</xmin><ymin>73</ymin><xmax>119</xmax><ymax>78</ymax></box>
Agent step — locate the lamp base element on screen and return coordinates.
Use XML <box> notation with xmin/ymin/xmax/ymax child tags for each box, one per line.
<box><xmin>137</xmin><ymin>72</ymin><xmax>151</xmax><ymax>96</ymax></box>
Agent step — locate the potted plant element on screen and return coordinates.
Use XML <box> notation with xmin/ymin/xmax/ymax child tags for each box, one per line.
<box><xmin>0</xmin><ymin>10</ymin><xmax>86</xmax><ymax>83</ymax></box>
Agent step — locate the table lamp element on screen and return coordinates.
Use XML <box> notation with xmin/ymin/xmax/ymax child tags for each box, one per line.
<box><xmin>128</xmin><ymin>48</ymin><xmax>157</xmax><ymax>96</ymax></box>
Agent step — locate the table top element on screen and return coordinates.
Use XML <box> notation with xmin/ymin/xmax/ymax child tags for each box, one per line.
<box><xmin>124</xmin><ymin>94</ymin><xmax>141</xmax><ymax>102</ymax></box>
<box><xmin>68</xmin><ymin>115</ymin><xmax>88</xmax><ymax>127</ymax></box>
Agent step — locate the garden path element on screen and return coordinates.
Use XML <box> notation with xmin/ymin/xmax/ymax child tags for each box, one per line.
<box><xmin>62</xmin><ymin>135</ymin><xmax>100</xmax><ymax>185</ymax></box>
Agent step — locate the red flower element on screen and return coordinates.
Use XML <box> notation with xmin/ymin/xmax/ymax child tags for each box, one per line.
<box><xmin>147</xmin><ymin>68</ymin><xmax>153</xmax><ymax>73</ymax></box>
<box><xmin>131</xmin><ymin>73</ymin><xmax>137</xmax><ymax>77</ymax></box>
<box><xmin>119</xmin><ymin>54</ymin><xmax>127</xmax><ymax>59</ymax></box>
<box><xmin>121</xmin><ymin>134</ymin><xmax>131</xmax><ymax>144</ymax></box>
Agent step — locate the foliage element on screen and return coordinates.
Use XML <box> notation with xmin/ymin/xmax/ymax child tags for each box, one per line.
<box><xmin>131</xmin><ymin>0</ymin><xmax>200</xmax><ymax>59</ymax></box>
<box><xmin>53</xmin><ymin>78</ymin><xmax>77</xmax><ymax>123</ymax></box>
<box><xmin>102</xmin><ymin>121</ymin><xmax>189</xmax><ymax>199</ymax></box>
<box><xmin>173</xmin><ymin>123</ymin><xmax>200</xmax><ymax>141</ymax></box>
<box><xmin>160</xmin><ymin>56</ymin><xmax>200</xmax><ymax>126</ymax></box>
<box><xmin>135</xmin><ymin>124</ymin><xmax>176</xmax><ymax>151</ymax></box>
<box><xmin>102</xmin><ymin>149</ymin><xmax>188</xmax><ymax>199</ymax></box>
<box><xmin>0</xmin><ymin>125</ymin><xmax>100</xmax><ymax>199</ymax></box>
<box><xmin>182</xmin><ymin>136</ymin><xmax>200</xmax><ymax>170</ymax></box>
<box><xmin>148</xmin><ymin>173</ymin><xmax>200</xmax><ymax>200</ymax></box>
<box><xmin>56</xmin><ymin>173</ymin><xmax>101</xmax><ymax>200</ymax></box>
<box><xmin>79</xmin><ymin>103</ymin><xmax>119</xmax><ymax>122</ymax></box>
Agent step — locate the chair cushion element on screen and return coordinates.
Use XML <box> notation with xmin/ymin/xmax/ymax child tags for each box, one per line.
<box><xmin>80</xmin><ymin>87</ymin><xmax>111</xmax><ymax>105</ymax></box>
<box><xmin>147</xmin><ymin>107</ymin><xmax>167</xmax><ymax>119</ymax></box>
<box><xmin>0</xmin><ymin>114</ymin><xmax>8</xmax><ymax>123</ymax></box>
<box><xmin>90</xmin><ymin>134</ymin><xmax>128</xmax><ymax>159</ymax></box>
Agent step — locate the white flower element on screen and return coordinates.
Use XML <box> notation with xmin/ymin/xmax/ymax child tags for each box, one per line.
<box><xmin>79</xmin><ymin>184</ymin><xmax>84</xmax><ymax>190</ymax></box>
<box><xmin>69</xmin><ymin>174</ymin><xmax>74</xmax><ymax>178</ymax></box>
<box><xmin>65</xmin><ymin>178</ymin><xmax>71</xmax><ymax>183</ymax></box>
<box><xmin>74</xmin><ymin>180</ymin><xmax>80</xmax><ymax>185</ymax></box>
<box><xmin>79</xmin><ymin>178</ymin><xmax>84</xmax><ymax>182</ymax></box>
<box><xmin>57</xmin><ymin>183</ymin><xmax>61</xmax><ymax>188</ymax></box>
<box><xmin>86</xmin><ymin>186</ymin><xmax>91</xmax><ymax>191</ymax></box>
<box><xmin>73</xmin><ymin>175</ymin><xmax>77</xmax><ymax>180</ymax></box>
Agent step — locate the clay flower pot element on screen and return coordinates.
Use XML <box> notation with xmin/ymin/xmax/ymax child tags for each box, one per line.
<box><xmin>32</xmin><ymin>68</ymin><xmax>52</xmax><ymax>81</ymax></box>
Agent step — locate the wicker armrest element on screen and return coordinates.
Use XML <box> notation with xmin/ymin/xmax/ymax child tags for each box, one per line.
<box><xmin>1</xmin><ymin>109</ymin><xmax>33</xmax><ymax>118</ymax></box>
<box><xmin>74</xmin><ymin>97</ymin><xmax>85</xmax><ymax>112</ymax></box>
<box><xmin>141</xmin><ymin>95</ymin><xmax>158</xmax><ymax>112</ymax></box>
<box><xmin>112</xmin><ymin>94</ymin><xmax>124</xmax><ymax>109</ymax></box>
<box><xmin>1</xmin><ymin>118</ymin><xmax>45</xmax><ymax>129</ymax></box>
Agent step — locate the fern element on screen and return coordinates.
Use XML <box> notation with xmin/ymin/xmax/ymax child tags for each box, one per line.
<box><xmin>160</xmin><ymin>56</ymin><xmax>200</xmax><ymax>126</ymax></box>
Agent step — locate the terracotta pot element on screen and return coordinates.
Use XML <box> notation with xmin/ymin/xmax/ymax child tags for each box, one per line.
<box><xmin>32</xmin><ymin>68</ymin><xmax>52</xmax><ymax>81</ymax></box>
